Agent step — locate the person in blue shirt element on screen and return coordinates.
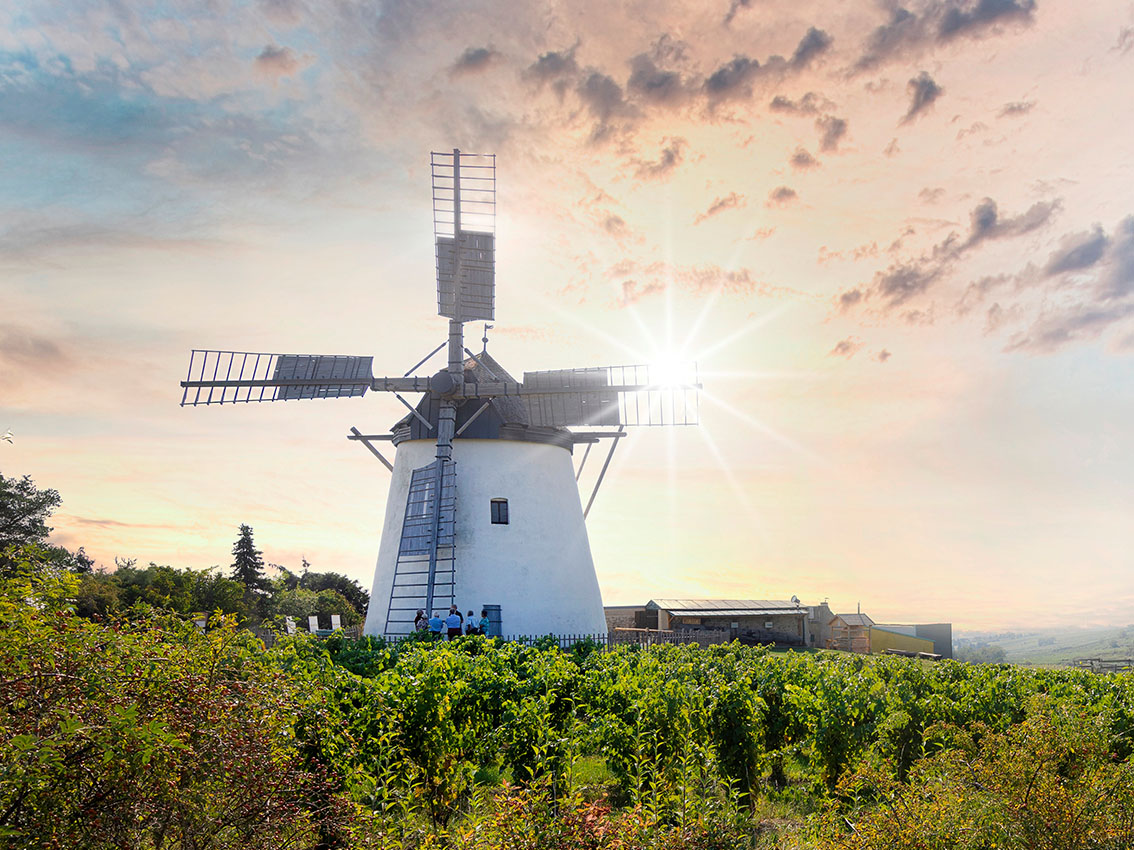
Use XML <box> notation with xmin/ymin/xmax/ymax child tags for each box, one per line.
<box><xmin>479</xmin><ymin>609</ymin><xmax>490</xmax><ymax>636</ymax></box>
<box><xmin>428</xmin><ymin>611</ymin><xmax>444</xmax><ymax>638</ymax></box>
<box><xmin>445</xmin><ymin>608</ymin><xmax>463</xmax><ymax>640</ymax></box>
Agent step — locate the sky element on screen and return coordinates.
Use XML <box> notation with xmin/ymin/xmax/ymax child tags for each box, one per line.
<box><xmin>1</xmin><ymin>0</ymin><xmax>1132</xmax><ymax>631</ymax></box>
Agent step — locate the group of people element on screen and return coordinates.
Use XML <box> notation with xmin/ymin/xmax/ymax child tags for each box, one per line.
<box><xmin>414</xmin><ymin>604</ymin><xmax>490</xmax><ymax>639</ymax></box>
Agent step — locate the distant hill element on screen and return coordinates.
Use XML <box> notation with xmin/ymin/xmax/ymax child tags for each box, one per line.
<box><xmin>956</xmin><ymin>626</ymin><xmax>1134</xmax><ymax>667</ymax></box>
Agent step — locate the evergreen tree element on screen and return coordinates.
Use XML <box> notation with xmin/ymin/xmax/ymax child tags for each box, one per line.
<box><xmin>230</xmin><ymin>524</ymin><xmax>268</xmax><ymax>593</ymax></box>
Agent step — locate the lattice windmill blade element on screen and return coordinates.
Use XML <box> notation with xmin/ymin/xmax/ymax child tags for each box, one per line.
<box><xmin>433</xmin><ymin>151</ymin><xmax>496</xmax><ymax>321</ymax></box>
<box><xmin>519</xmin><ymin>364</ymin><xmax>702</xmax><ymax>427</ymax></box>
<box><xmin>180</xmin><ymin>350</ymin><xmax>374</xmax><ymax>406</ymax></box>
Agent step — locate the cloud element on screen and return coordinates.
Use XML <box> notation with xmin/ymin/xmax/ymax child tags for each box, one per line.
<box><xmin>602</xmin><ymin>214</ymin><xmax>630</xmax><ymax>238</ymax></box>
<box><xmin>883</xmin><ymin>138</ymin><xmax>900</xmax><ymax>157</ymax></box>
<box><xmin>704</xmin><ymin>55</ymin><xmax>763</xmax><ymax>100</ymax></box>
<box><xmin>854</xmin><ymin>1</ymin><xmax>1037</xmax><ymax>71</ymax></box>
<box><xmin>769</xmin><ymin>92</ymin><xmax>832</xmax><ymax>114</ymax></box>
<box><xmin>829</xmin><ymin>337</ymin><xmax>863</xmax><ymax>358</ymax></box>
<box><xmin>853</xmin><ymin>197</ymin><xmax>1060</xmax><ymax>312</ymax></box>
<box><xmin>1008</xmin><ymin>304</ymin><xmax>1134</xmax><ymax>353</ymax></box>
<box><xmin>1099</xmin><ymin>216</ymin><xmax>1134</xmax><ymax>299</ymax></box>
<box><xmin>705</xmin><ymin>28</ymin><xmax>832</xmax><ymax>102</ymax></box>
<box><xmin>855</xmin><ymin>7</ymin><xmax>921</xmax><ymax>71</ymax></box>
<box><xmin>632</xmin><ymin>137</ymin><xmax>686</xmax><ymax>180</ymax></box>
<box><xmin>919</xmin><ymin>187</ymin><xmax>946</xmax><ymax>203</ymax></box>
<box><xmin>839</xmin><ymin>288</ymin><xmax>864</xmax><ymax>310</ymax></box>
<box><xmin>577</xmin><ymin>71</ymin><xmax>637</xmax><ymax>141</ymax></box>
<box><xmin>876</xmin><ymin>349</ymin><xmax>892</xmax><ymax>362</ymax></box>
<box><xmin>694</xmin><ymin>192</ymin><xmax>746</xmax><ymax>223</ymax></box>
<box><xmin>1044</xmin><ymin>226</ymin><xmax>1110</xmax><ymax>276</ymax></box>
<box><xmin>610</xmin><ymin>262</ymin><xmax>813</xmax><ymax>307</ymax></box>
<box><xmin>815</xmin><ymin>114</ymin><xmax>848</xmax><ymax>151</ymax></box>
<box><xmin>626</xmin><ymin>54</ymin><xmax>688</xmax><ymax>105</ymax></box>
<box><xmin>998</xmin><ymin>100</ymin><xmax>1035</xmax><ymax>117</ymax></box>
<box><xmin>939</xmin><ymin>0</ymin><xmax>1036</xmax><ymax>41</ymax></box>
<box><xmin>902</xmin><ymin>71</ymin><xmax>943</xmax><ymax>123</ymax></box>
<box><xmin>766</xmin><ymin>186</ymin><xmax>798</xmax><ymax>207</ymax></box>
<box><xmin>450</xmin><ymin>46</ymin><xmax>497</xmax><ymax>76</ymax></box>
<box><xmin>254</xmin><ymin>45</ymin><xmax>304</xmax><ymax>79</ymax></box>
<box><xmin>0</xmin><ymin>324</ymin><xmax>71</xmax><ymax>373</ymax></box>
<box><xmin>790</xmin><ymin>27</ymin><xmax>834</xmax><ymax>67</ymax></box>
<box><xmin>619</xmin><ymin>278</ymin><xmax>666</xmax><ymax>306</ymax></box>
<box><xmin>1118</xmin><ymin>27</ymin><xmax>1134</xmax><ymax>54</ymax></box>
<box><xmin>724</xmin><ymin>0</ymin><xmax>754</xmax><ymax>26</ymax></box>
<box><xmin>966</xmin><ymin>197</ymin><xmax>1061</xmax><ymax>245</ymax></box>
<box><xmin>871</xmin><ymin>262</ymin><xmax>943</xmax><ymax>307</ymax></box>
<box><xmin>790</xmin><ymin>147</ymin><xmax>820</xmax><ymax>170</ymax></box>
<box><xmin>525</xmin><ymin>45</ymin><xmax>579</xmax><ymax>95</ymax></box>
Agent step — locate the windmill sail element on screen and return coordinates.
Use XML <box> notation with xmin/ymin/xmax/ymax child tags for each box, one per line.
<box><xmin>522</xmin><ymin>368</ymin><xmax>621</xmax><ymax>427</ymax></box>
<box><xmin>432</xmin><ymin>151</ymin><xmax>496</xmax><ymax>321</ymax></box>
<box><xmin>521</xmin><ymin>364</ymin><xmax>701</xmax><ymax>427</ymax></box>
<box><xmin>436</xmin><ymin>232</ymin><xmax>495</xmax><ymax>320</ymax></box>
<box><xmin>180</xmin><ymin>350</ymin><xmax>372</xmax><ymax>406</ymax></box>
<box><xmin>383</xmin><ymin>459</ymin><xmax>456</xmax><ymax>634</ymax></box>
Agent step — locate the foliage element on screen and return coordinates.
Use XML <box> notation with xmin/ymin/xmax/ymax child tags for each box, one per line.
<box><xmin>0</xmin><ymin>564</ymin><xmax>356</xmax><ymax>849</ymax></box>
<box><xmin>0</xmin><ymin>471</ymin><xmax>60</xmax><ymax>553</ymax></box>
<box><xmin>297</xmin><ymin>569</ymin><xmax>369</xmax><ymax>622</ymax></box>
<box><xmin>5</xmin><ymin>544</ymin><xmax>1134</xmax><ymax>848</ymax></box>
<box><xmin>0</xmin><ymin>472</ymin><xmax>91</xmax><ymax>575</ymax></box>
<box><xmin>823</xmin><ymin>698</ymin><xmax>1134</xmax><ymax>850</ymax></box>
<box><xmin>275</xmin><ymin>586</ymin><xmax>362</xmax><ymax>627</ymax></box>
<box><xmin>955</xmin><ymin>643</ymin><xmax>1008</xmax><ymax>664</ymax></box>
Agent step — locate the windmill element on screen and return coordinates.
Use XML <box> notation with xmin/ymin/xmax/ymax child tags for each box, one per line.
<box><xmin>180</xmin><ymin>150</ymin><xmax>700</xmax><ymax>637</ymax></box>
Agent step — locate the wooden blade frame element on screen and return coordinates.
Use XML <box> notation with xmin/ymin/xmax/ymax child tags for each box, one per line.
<box><xmin>520</xmin><ymin>364</ymin><xmax>701</xmax><ymax>427</ymax></box>
<box><xmin>180</xmin><ymin>350</ymin><xmax>373</xmax><ymax>406</ymax></box>
<box><xmin>434</xmin><ymin>151</ymin><xmax>496</xmax><ymax>321</ymax></box>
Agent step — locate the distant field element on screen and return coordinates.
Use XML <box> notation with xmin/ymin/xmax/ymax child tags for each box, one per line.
<box><xmin>957</xmin><ymin>625</ymin><xmax>1134</xmax><ymax>666</ymax></box>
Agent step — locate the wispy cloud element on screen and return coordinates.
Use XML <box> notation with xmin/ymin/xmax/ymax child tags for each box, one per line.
<box><xmin>902</xmin><ymin>71</ymin><xmax>943</xmax><ymax>123</ymax></box>
<box><xmin>694</xmin><ymin>192</ymin><xmax>746</xmax><ymax>224</ymax></box>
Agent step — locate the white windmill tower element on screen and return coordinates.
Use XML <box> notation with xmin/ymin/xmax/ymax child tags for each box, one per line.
<box><xmin>180</xmin><ymin>150</ymin><xmax>700</xmax><ymax>637</ymax></box>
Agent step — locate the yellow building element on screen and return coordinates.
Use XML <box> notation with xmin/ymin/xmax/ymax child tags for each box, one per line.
<box><xmin>869</xmin><ymin>626</ymin><xmax>936</xmax><ymax>656</ymax></box>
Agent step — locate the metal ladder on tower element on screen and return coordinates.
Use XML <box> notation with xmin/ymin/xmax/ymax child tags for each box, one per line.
<box><xmin>383</xmin><ymin>459</ymin><xmax>456</xmax><ymax>634</ymax></box>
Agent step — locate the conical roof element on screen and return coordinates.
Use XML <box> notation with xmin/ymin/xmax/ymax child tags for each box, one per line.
<box><xmin>390</xmin><ymin>351</ymin><xmax>573</xmax><ymax>450</ymax></box>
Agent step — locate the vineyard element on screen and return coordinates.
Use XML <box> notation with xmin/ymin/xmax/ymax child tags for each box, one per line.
<box><xmin>4</xmin><ymin>564</ymin><xmax>1134</xmax><ymax>848</ymax></box>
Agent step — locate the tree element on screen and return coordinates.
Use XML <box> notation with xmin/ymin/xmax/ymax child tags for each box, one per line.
<box><xmin>0</xmin><ymin>472</ymin><xmax>90</xmax><ymax>575</ymax></box>
<box><xmin>299</xmin><ymin>569</ymin><xmax>370</xmax><ymax>621</ymax></box>
<box><xmin>230</xmin><ymin>524</ymin><xmax>268</xmax><ymax>592</ymax></box>
<box><xmin>0</xmin><ymin>472</ymin><xmax>60</xmax><ymax>551</ymax></box>
<box><xmin>274</xmin><ymin>587</ymin><xmax>363</xmax><ymax>627</ymax></box>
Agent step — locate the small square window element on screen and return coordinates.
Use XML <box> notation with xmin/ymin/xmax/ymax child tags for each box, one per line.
<box><xmin>490</xmin><ymin>498</ymin><xmax>509</xmax><ymax>524</ymax></box>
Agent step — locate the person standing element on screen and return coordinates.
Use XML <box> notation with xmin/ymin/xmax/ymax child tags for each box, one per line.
<box><xmin>465</xmin><ymin>611</ymin><xmax>478</xmax><ymax>635</ymax></box>
<box><xmin>414</xmin><ymin>609</ymin><xmax>428</xmax><ymax>631</ymax></box>
<box><xmin>479</xmin><ymin>609</ymin><xmax>491</xmax><ymax>636</ymax></box>
<box><xmin>428</xmin><ymin>611</ymin><xmax>444</xmax><ymax>638</ymax></box>
<box><xmin>445</xmin><ymin>607</ymin><xmax>463</xmax><ymax>640</ymax></box>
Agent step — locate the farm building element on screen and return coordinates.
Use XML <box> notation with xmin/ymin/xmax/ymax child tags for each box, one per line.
<box><xmin>873</xmin><ymin>623</ymin><xmax>953</xmax><ymax>658</ymax></box>
<box><xmin>828</xmin><ymin>612</ymin><xmax>874</xmax><ymax>653</ymax></box>
<box><xmin>647</xmin><ymin>599</ymin><xmax>809</xmax><ymax>645</ymax></box>
<box><xmin>869</xmin><ymin>626</ymin><xmax>935</xmax><ymax>656</ymax></box>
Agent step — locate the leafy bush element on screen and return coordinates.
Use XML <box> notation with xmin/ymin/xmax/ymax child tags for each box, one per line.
<box><xmin>0</xmin><ymin>564</ymin><xmax>355</xmax><ymax>849</ymax></box>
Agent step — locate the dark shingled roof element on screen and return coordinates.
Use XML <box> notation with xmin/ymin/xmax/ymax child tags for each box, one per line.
<box><xmin>831</xmin><ymin>613</ymin><xmax>874</xmax><ymax>627</ymax></box>
<box><xmin>391</xmin><ymin>351</ymin><xmax>574</xmax><ymax>450</ymax></box>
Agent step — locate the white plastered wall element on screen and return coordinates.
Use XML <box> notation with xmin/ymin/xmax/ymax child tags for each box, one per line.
<box><xmin>363</xmin><ymin>438</ymin><xmax>607</xmax><ymax>637</ymax></box>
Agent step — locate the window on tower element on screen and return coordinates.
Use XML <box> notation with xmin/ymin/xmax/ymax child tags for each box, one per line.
<box><xmin>490</xmin><ymin>498</ymin><xmax>509</xmax><ymax>525</ymax></box>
